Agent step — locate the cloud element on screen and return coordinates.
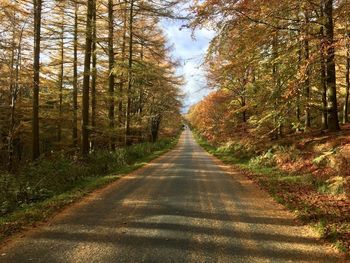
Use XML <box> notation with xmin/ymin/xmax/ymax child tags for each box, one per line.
<box><xmin>161</xmin><ymin>19</ymin><xmax>215</xmax><ymax>113</ymax></box>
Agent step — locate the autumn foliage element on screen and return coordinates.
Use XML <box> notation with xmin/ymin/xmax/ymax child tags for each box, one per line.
<box><xmin>190</xmin><ymin>0</ymin><xmax>350</xmax><ymax>137</ymax></box>
<box><xmin>189</xmin><ymin>0</ymin><xmax>350</xmax><ymax>252</ymax></box>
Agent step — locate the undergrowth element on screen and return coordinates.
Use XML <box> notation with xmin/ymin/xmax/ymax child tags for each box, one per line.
<box><xmin>0</xmin><ymin>136</ymin><xmax>179</xmax><ymax>241</ymax></box>
<box><xmin>193</xmin><ymin>131</ymin><xmax>350</xmax><ymax>255</ymax></box>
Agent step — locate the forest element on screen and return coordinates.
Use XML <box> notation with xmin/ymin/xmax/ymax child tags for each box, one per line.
<box><xmin>0</xmin><ymin>0</ymin><xmax>183</xmax><ymax>168</ymax></box>
<box><xmin>0</xmin><ymin>0</ymin><xmax>349</xmax><ymax>259</ymax></box>
<box><xmin>188</xmin><ymin>0</ymin><xmax>350</xmax><ymax>253</ymax></box>
<box><xmin>0</xmin><ymin>0</ymin><xmax>183</xmax><ymax>237</ymax></box>
<box><xmin>189</xmin><ymin>0</ymin><xmax>349</xmax><ymax>136</ymax></box>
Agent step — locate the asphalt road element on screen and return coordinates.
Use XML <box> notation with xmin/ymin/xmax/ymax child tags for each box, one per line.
<box><xmin>0</xmin><ymin>130</ymin><xmax>341</xmax><ymax>262</ymax></box>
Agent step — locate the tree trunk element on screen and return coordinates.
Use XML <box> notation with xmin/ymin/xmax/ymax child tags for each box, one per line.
<box><xmin>118</xmin><ymin>2</ymin><xmax>128</xmax><ymax>139</ymax></box>
<box><xmin>125</xmin><ymin>0</ymin><xmax>134</xmax><ymax>146</ymax></box>
<box><xmin>108</xmin><ymin>0</ymin><xmax>116</xmax><ymax>151</ymax></box>
<box><xmin>272</xmin><ymin>32</ymin><xmax>280</xmax><ymax>139</ymax></box>
<box><xmin>296</xmin><ymin>37</ymin><xmax>302</xmax><ymax>131</ymax></box>
<box><xmin>8</xmin><ymin>20</ymin><xmax>24</xmax><ymax>169</ymax></box>
<box><xmin>32</xmin><ymin>0</ymin><xmax>42</xmax><ymax>160</ymax></box>
<box><xmin>82</xmin><ymin>0</ymin><xmax>94</xmax><ymax>156</ymax></box>
<box><xmin>241</xmin><ymin>95</ymin><xmax>247</xmax><ymax>122</ymax></box>
<box><xmin>304</xmin><ymin>11</ymin><xmax>311</xmax><ymax>129</ymax></box>
<box><xmin>72</xmin><ymin>0</ymin><xmax>78</xmax><ymax>146</ymax></box>
<box><xmin>320</xmin><ymin>2</ymin><xmax>328</xmax><ymax>130</ymax></box>
<box><xmin>8</xmin><ymin>23</ymin><xmax>16</xmax><ymax>170</ymax></box>
<box><xmin>343</xmin><ymin>26</ymin><xmax>350</xmax><ymax>123</ymax></box>
<box><xmin>150</xmin><ymin>114</ymin><xmax>161</xmax><ymax>143</ymax></box>
<box><xmin>323</xmin><ymin>0</ymin><xmax>340</xmax><ymax>131</ymax></box>
<box><xmin>58</xmin><ymin>11</ymin><xmax>64</xmax><ymax>142</ymax></box>
<box><xmin>91</xmin><ymin>0</ymin><xmax>97</xmax><ymax>150</ymax></box>
<box><xmin>321</xmin><ymin>55</ymin><xmax>328</xmax><ymax>129</ymax></box>
<box><xmin>137</xmin><ymin>41</ymin><xmax>144</xmax><ymax>139</ymax></box>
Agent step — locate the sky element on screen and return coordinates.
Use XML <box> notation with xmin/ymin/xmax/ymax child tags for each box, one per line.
<box><xmin>161</xmin><ymin>18</ymin><xmax>215</xmax><ymax>113</ymax></box>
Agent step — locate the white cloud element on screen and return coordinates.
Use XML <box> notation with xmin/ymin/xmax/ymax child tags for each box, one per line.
<box><xmin>161</xmin><ymin>19</ymin><xmax>215</xmax><ymax>112</ymax></box>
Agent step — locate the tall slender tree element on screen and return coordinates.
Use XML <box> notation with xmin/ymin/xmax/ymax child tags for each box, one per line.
<box><xmin>32</xmin><ymin>0</ymin><xmax>43</xmax><ymax>160</ymax></box>
<box><xmin>343</xmin><ymin>14</ymin><xmax>350</xmax><ymax>124</ymax></box>
<box><xmin>72</xmin><ymin>0</ymin><xmax>79</xmax><ymax>146</ymax></box>
<box><xmin>108</xmin><ymin>0</ymin><xmax>116</xmax><ymax>150</ymax></box>
<box><xmin>82</xmin><ymin>0</ymin><xmax>94</xmax><ymax>156</ymax></box>
<box><xmin>323</xmin><ymin>0</ymin><xmax>340</xmax><ymax>131</ymax></box>
<box><xmin>125</xmin><ymin>0</ymin><xmax>134</xmax><ymax>146</ymax></box>
<box><xmin>91</xmin><ymin>0</ymin><xmax>97</xmax><ymax>150</ymax></box>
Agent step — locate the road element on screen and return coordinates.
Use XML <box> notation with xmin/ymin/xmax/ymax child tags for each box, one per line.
<box><xmin>0</xmin><ymin>130</ymin><xmax>341</xmax><ymax>262</ymax></box>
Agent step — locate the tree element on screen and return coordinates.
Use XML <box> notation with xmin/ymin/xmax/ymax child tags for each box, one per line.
<box><xmin>72</xmin><ymin>0</ymin><xmax>79</xmax><ymax>146</ymax></box>
<box><xmin>125</xmin><ymin>0</ymin><xmax>134</xmax><ymax>146</ymax></box>
<box><xmin>32</xmin><ymin>0</ymin><xmax>43</xmax><ymax>160</ymax></box>
<box><xmin>91</xmin><ymin>0</ymin><xmax>97</xmax><ymax>150</ymax></box>
<box><xmin>323</xmin><ymin>0</ymin><xmax>340</xmax><ymax>131</ymax></box>
<box><xmin>82</xmin><ymin>0</ymin><xmax>94</xmax><ymax>156</ymax></box>
<box><xmin>108</xmin><ymin>0</ymin><xmax>116</xmax><ymax>150</ymax></box>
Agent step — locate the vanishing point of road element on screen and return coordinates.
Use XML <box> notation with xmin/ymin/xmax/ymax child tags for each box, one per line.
<box><xmin>0</xmin><ymin>130</ymin><xmax>341</xmax><ymax>262</ymax></box>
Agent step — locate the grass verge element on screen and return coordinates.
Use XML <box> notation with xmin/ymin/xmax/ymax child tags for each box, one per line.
<box><xmin>193</xmin><ymin>131</ymin><xmax>349</xmax><ymax>256</ymax></box>
<box><xmin>0</xmin><ymin>135</ymin><xmax>179</xmax><ymax>243</ymax></box>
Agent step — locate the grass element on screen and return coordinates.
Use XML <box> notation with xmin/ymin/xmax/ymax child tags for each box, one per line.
<box><xmin>0</xmin><ymin>135</ymin><xmax>179</xmax><ymax>242</ymax></box>
<box><xmin>193</xmin><ymin>131</ymin><xmax>349</xmax><ymax>256</ymax></box>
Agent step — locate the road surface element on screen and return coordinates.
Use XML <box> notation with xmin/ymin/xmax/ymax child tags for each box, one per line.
<box><xmin>0</xmin><ymin>130</ymin><xmax>341</xmax><ymax>262</ymax></box>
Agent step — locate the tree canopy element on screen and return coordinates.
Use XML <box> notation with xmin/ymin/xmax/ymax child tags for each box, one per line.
<box><xmin>189</xmin><ymin>0</ymin><xmax>350</xmax><ymax>141</ymax></box>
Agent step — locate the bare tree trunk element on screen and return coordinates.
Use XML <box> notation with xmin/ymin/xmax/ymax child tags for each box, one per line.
<box><xmin>137</xmin><ymin>40</ymin><xmax>144</xmax><ymax>138</ymax></box>
<box><xmin>320</xmin><ymin>3</ymin><xmax>328</xmax><ymax>130</ymax></box>
<box><xmin>8</xmin><ymin>20</ymin><xmax>24</xmax><ymax>170</ymax></box>
<box><xmin>323</xmin><ymin>0</ymin><xmax>340</xmax><ymax>131</ymax></box>
<box><xmin>8</xmin><ymin>23</ymin><xmax>16</xmax><ymax>170</ymax></box>
<box><xmin>343</xmin><ymin>25</ymin><xmax>350</xmax><ymax>123</ymax></box>
<box><xmin>125</xmin><ymin>0</ymin><xmax>134</xmax><ymax>146</ymax></box>
<box><xmin>241</xmin><ymin>95</ymin><xmax>247</xmax><ymax>122</ymax></box>
<box><xmin>32</xmin><ymin>0</ymin><xmax>42</xmax><ymax>160</ymax></box>
<box><xmin>72</xmin><ymin>0</ymin><xmax>78</xmax><ymax>146</ymax></box>
<box><xmin>58</xmin><ymin>11</ymin><xmax>64</xmax><ymax>142</ymax></box>
<box><xmin>82</xmin><ymin>0</ymin><xmax>94</xmax><ymax>156</ymax></box>
<box><xmin>150</xmin><ymin>114</ymin><xmax>161</xmax><ymax>143</ymax></box>
<box><xmin>118</xmin><ymin>2</ymin><xmax>128</xmax><ymax>140</ymax></box>
<box><xmin>91</xmin><ymin>0</ymin><xmax>97</xmax><ymax>150</ymax></box>
<box><xmin>108</xmin><ymin>0</ymin><xmax>116</xmax><ymax>151</ymax></box>
<box><xmin>272</xmin><ymin>32</ymin><xmax>280</xmax><ymax>139</ymax></box>
<box><xmin>304</xmin><ymin>11</ymin><xmax>311</xmax><ymax>129</ymax></box>
<box><xmin>296</xmin><ymin>38</ymin><xmax>302</xmax><ymax>131</ymax></box>
<box><xmin>321</xmin><ymin>54</ymin><xmax>328</xmax><ymax>129</ymax></box>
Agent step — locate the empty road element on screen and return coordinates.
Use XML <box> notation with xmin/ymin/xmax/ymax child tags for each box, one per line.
<box><xmin>0</xmin><ymin>130</ymin><xmax>341</xmax><ymax>262</ymax></box>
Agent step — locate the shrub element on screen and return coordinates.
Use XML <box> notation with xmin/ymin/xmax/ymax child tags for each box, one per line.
<box><xmin>249</xmin><ymin>149</ymin><xmax>276</xmax><ymax>167</ymax></box>
<box><xmin>217</xmin><ymin>141</ymin><xmax>252</xmax><ymax>160</ymax></box>
<box><xmin>0</xmin><ymin>172</ymin><xmax>19</xmax><ymax>215</ymax></box>
<box><xmin>0</xmin><ymin>137</ymin><xmax>176</xmax><ymax>216</ymax></box>
<box><xmin>87</xmin><ymin>149</ymin><xmax>127</xmax><ymax>175</ymax></box>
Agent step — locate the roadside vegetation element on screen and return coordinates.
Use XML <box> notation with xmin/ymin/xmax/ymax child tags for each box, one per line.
<box><xmin>192</xmin><ymin>130</ymin><xmax>350</xmax><ymax>254</ymax></box>
<box><xmin>0</xmin><ymin>135</ymin><xmax>179</xmax><ymax>242</ymax></box>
